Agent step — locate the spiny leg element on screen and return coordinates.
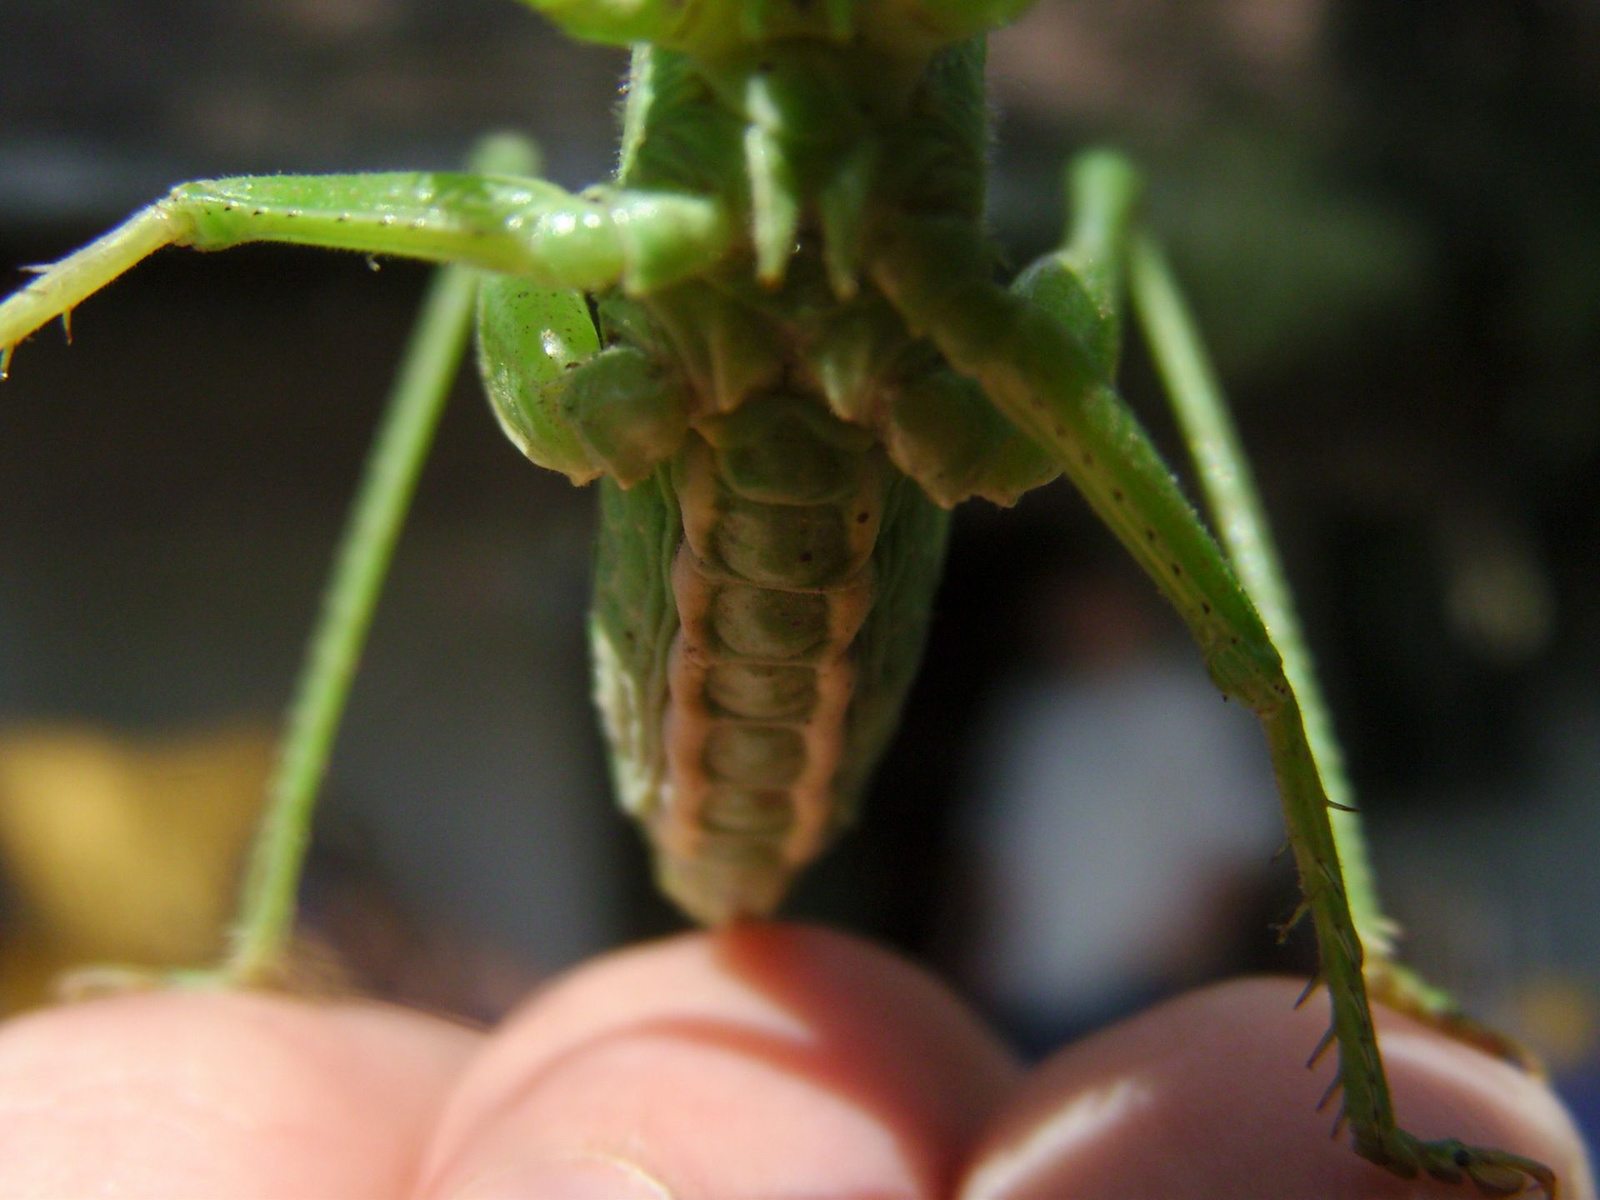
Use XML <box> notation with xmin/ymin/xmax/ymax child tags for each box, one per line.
<box><xmin>1118</xmin><ymin>218</ymin><xmax>1403</xmax><ymax>945</ymax></box>
<box><xmin>1131</xmin><ymin>234</ymin><xmax>1554</xmax><ymax>1189</ymax></box>
<box><xmin>869</xmin><ymin>165</ymin><xmax>1554</xmax><ymax>1196</ymax></box>
<box><xmin>1121</xmin><ymin>228</ymin><xmax>1536</xmax><ymax>1052</ymax></box>
<box><xmin>1053</xmin><ymin>151</ymin><xmax>1488</xmax><ymax>1032</ymax></box>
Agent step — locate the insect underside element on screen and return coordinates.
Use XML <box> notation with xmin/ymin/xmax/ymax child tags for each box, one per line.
<box><xmin>483</xmin><ymin>37</ymin><xmax>1058</xmax><ymax>923</ymax></box>
<box><xmin>587</xmin><ymin>385</ymin><xmax>953</xmax><ymax>925</ymax></box>
<box><xmin>0</xmin><ymin>0</ymin><xmax>1561</xmax><ymax>1194</ymax></box>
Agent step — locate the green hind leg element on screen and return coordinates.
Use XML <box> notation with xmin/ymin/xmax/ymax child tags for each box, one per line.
<box><xmin>869</xmin><ymin>152</ymin><xmax>1554</xmax><ymax>1197</ymax></box>
<box><xmin>1127</xmin><ymin>202</ymin><xmax>1552</xmax><ymax>1196</ymax></box>
<box><xmin>221</xmin><ymin>242</ymin><xmax>492</xmax><ymax>987</ymax></box>
<box><xmin>1123</xmin><ymin>219</ymin><xmax>1539</xmax><ymax>1065</ymax></box>
<box><xmin>57</xmin><ymin>230</ymin><xmax>489</xmax><ymax>995</ymax></box>
<box><xmin>28</xmin><ymin>135</ymin><xmax>544</xmax><ymax>991</ymax></box>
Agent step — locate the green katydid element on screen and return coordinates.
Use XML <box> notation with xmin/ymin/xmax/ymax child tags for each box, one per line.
<box><xmin>0</xmin><ymin>0</ymin><xmax>1558</xmax><ymax>1192</ymax></box>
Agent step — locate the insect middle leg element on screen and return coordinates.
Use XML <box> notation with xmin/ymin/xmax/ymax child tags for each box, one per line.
<box><xmin>868</xmin><ymin>157</ymin><xmax>1554</xmax><ymax>1196</ymax></box>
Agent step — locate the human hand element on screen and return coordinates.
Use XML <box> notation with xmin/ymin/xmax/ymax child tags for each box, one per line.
<box><xmin>0</xmin><ymin>925</ymin><xmax>1588</xmax><ymax>1198</ymax></box>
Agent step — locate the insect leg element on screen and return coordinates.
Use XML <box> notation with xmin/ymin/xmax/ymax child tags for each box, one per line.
<box><xmin>1114</xmin><ymin>221</ymin><xmax>1388</xmax><ymax>934</ymax></box>
<box><xmin>1026</xmin><ymin>153</ymin><xmax>1522</xmax><ymax>1046</ymax></box>
<box><xmin>871</xmin><ymin>212</ymin><xmax>1555</xmax><ymax>1196</ymax></box>
<box><xmin>225</xmin><ymin>266</ymin><xmax>476</xmax><ymax>983</ymax></box>
<box><xmin>225</xmin><ymin>135</ymin><xmax>545</xmax><ymax>985</ymax></box>
<box><xmin>0</xmin><ymin>167</ymin><xmax>731</xmax><ymax>373</ymax></box>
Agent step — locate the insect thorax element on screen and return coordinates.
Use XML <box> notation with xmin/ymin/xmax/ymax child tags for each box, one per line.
<box><xmin>495</xmin><ymin>35</ymin><xmax>1060</xmax><ymax>922</ymax></box>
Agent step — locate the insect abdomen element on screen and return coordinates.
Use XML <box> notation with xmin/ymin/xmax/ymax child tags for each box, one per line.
<box><xmin>590</xmin><ymin>390</ymin><xmax>949</xmax><ymax>922</ymax></box>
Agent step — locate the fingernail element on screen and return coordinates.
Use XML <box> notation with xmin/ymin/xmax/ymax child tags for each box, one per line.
<box><xmin>450</xmin><ymin>1156</ymin><xmax>673</xmax><ymax>1200</ymax></box>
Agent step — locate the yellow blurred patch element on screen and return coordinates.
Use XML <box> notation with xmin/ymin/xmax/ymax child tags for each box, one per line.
<box><xmin>0</xmin><ymin>724</ymin><xmax>272</xmax><ymax>1011</ymax></box>
<box><xmin>1508</xmin><ymin>974</ymin><xmax>1600</xmax><ymax>1073</ymax></box>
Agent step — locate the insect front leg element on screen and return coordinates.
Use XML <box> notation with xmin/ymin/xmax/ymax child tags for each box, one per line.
<box><xmin>869</xmin><ymin>182</ymin><xmax>1556</xmax><ymax>1195</ymax></box>
<box><xmin>0</xmin><ymin>163</ymin><xmax>733</xmax><ymax>376</ymax></box>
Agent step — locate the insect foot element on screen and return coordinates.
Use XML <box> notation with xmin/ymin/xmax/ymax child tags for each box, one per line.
<box><xmin>53</xmin><ymin>940</ymin><xmax>348</xmax><ymax>1002</ymax></box>
<box><xmin>1369</xmin><ymin>961</ymin><xmax>1547</xmax><ymax>1075</ymax></box>
<box><xmin>53</xmin><ymin>964</ymin><xmax>238</xmax><ymax>1002</ymax></box>
<box><xmin>1355</xmin><ymin>1127</ymin><xmax>1557</xmax><ymax>1198</ymax></box>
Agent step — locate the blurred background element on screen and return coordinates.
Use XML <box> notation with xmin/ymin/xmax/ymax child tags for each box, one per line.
<box><xmin>0</xmin><ymin>0</ymin><xmax>1597</xmax><ymax>1145</ymax></box>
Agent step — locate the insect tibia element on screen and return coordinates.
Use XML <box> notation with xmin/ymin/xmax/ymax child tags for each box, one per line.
<box><xmin>1197</xmin><ymin>625</ymin><xmax>1293</xmax><ymax>716</ymax></box>
<box><xmin>0</xmin><ymin>204</ymin><xmax>189</xmax><ymax>369</ymax></box>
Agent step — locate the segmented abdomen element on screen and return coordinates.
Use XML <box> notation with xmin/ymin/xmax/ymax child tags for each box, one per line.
<box><xmin>589</xmin><ymin>389</ymin><xmax>950</xmax><ymax>923</ymax></box>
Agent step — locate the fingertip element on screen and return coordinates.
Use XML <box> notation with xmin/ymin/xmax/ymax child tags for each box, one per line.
<box><xmin>0</xmin><ymin>990</ymin><xmax>477</xmax><ymax>1198</ymax></box>
<box><xmin>959</xmin><ymin>977</ymin><xmax>1593</xmax><ymax>1200</ymax></box>
<box><xmin>420</xmin><ymin>924</ymin><xmax>1021</xmax><ymax>1200</ymax></box>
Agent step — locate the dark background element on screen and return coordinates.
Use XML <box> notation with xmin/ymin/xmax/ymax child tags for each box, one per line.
<box><xmin>1</xmin><ymin>0</ymin><xmax>1597</xmax><ymax>1135</ymax></box>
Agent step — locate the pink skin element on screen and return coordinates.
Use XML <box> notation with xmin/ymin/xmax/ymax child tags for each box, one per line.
<box><xmin>0</xmin><ymin>925</ymin><xmax>1588</xmax><ymax>1200</ymax></box>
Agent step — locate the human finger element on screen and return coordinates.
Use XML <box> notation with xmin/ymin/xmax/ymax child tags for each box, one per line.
<box><xmin>958</xmin><ymin>976</ymin><xmax>1592</xmax><ymax>1200</ymax></box>
<box><xmin>0</xmin><ymin>989</ymin><xmax>478</xmax><ymax>1198</ymax></box>
<box><xmin>416</xmin><ymin>924</ymin><xmax>1022</xmax><ymax>1200</ymax></box>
